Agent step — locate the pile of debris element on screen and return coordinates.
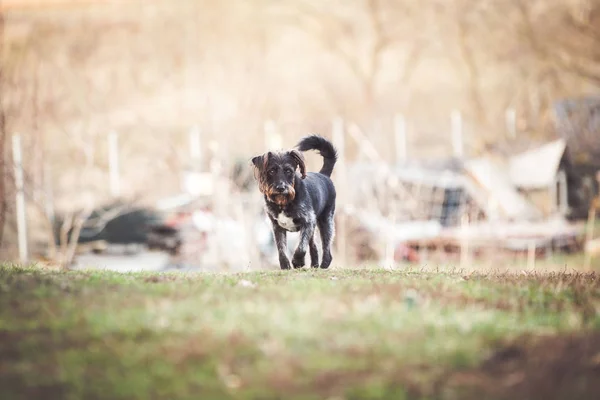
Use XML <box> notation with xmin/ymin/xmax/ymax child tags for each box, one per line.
<box><xmin>344</xmin><ymin>141</ymin><xmax>590</xmax><ymax>265</ymax></box>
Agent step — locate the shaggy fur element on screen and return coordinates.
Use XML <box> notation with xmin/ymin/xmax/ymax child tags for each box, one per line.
<box><xmin>251</xmin><ymin>135</ymin><xmax>338</xmax><ymax>269</ymax></box>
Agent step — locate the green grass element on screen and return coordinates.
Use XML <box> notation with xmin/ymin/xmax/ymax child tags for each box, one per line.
<box><xmin>1</xmin><ymin>265</ymin><xmax>599</xmax><ymax>400</ymax></box>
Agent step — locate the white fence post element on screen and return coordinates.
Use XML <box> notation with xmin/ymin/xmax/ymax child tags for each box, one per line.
<box><xmin>394</xmin><ymin>114</ymin><xmax>407</xmax><ymax>165</ymax></box>
<box><xmin>332</xmin><ymin>117</ymin><xmax>347</xmax><ymax>267</ymax></box>
<box><xmin>264</xmin><ymin>120</ymin><xmax>282</xmax><ymax>150</ymax></box>
<box><xmin>451</xmin><ymin>110</ymin><xmax>464</xmax><ymax>158</ymax></box>
<box><xmin>44</xmin><ymin>163</ymin><xmax>54</xmax><ymax>223</ymax></box>
<box><xmin>527</xmin><ymin>241</ymin><xmax>537</xmax><ymax>270</ymax></box>
<box><xmin>506</xmin><ymin>108</ymin><xmax>517</xmax><ymax>139</ymax></box>
<box><xmin>108</xmin><ymin>131</ymin><xmax>120</xmax><ymax>197</ymax></box>
<box><xmin>332</xmin><ymin>117</ymin><xmax>345</xmax><ymax>159</ymax></box>
<box><xmin>189</xmin><ymin>125</ymin><xmax>202</xmax><ymax>169</ymax></box>
<box><xmin>460</xmin><ymin>213</ymin><xmax>470</xmax><ymax>269</ymax></box>
<box><xmin>12</xmin><ymin>134</ymin><xmax>28</xmax><ymax>263</ymax></box>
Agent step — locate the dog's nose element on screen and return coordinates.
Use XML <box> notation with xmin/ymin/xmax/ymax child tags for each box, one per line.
<box><xmin>275</xmin><ymin>184</ymin><xmax>286</xmax><ymax>193</ymax></box>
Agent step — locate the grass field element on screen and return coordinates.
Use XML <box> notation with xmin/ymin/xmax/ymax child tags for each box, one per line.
<box><xmin>1</xmin><ymin>265</ymin><xmax>599</xmax><ymax>400</ymax></box>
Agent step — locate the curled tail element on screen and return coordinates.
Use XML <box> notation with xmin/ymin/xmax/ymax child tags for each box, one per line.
<box><xmin>295</xmin><ymin>134</ymin><xmax>338</xmax><ymax>177</ymax></box>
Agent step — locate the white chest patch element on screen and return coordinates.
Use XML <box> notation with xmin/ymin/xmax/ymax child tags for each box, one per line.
<box><xmin>277</xmin><ymin>212</ymin><xmax>298</xmax><ymax>231</ymax></box>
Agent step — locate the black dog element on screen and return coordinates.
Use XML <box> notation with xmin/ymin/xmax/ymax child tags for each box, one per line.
<box><xmin>251</xmin><ymin>135</ymin><xmax>338</xmax><ymax>270</ymax></box>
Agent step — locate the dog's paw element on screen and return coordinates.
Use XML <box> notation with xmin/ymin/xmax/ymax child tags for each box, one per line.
<box><xmin>279</xmin><ymin>256</ymin><xmax>291</xmax><ymax>270</ymax></box>
<box><xmin>320</xmin><ymin>252</ymin><xmax>332</xmax><ymax>269</ymax></box>
<box><xmin>292</xmin><ymin>252</ymin><xmax>306</xmax><ymax>269</ymax></box>
<box><xmin>309</xmin><ymin>250</ymin><xmax>319</xmax><ymax>268</ymax></box>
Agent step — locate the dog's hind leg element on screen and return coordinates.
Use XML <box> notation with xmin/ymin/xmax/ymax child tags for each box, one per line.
<box><xmin>292</xmin><ymin>221</ymin><xmax>316</xmax><ymax>269</ymax></box>
<box><xmin>309</xmin><ymin>234</ymin><xmax>319</xmax><ymax>268</ymax></box>
<box><xmin>317</xmin><ymin>209</ymin><xmax>335</xmax><ymax>269</ymax></box>
<box><xmin>270</xmin><ymin>221</ymin><xmax>291</xmax><ymax>270</ymax></box>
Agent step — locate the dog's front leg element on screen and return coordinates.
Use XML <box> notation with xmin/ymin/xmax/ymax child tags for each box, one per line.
<box><xmin>309</xmin><ymin>235</ymin><xmax>319</xmax><ymax>268</ymax></box>
<box><xmin>271</xmin><ymin>222</ymin><xmax>291</xmax><ymax>270</ymax></box>
<box><xmin>292</xmin><ymin>221</ymin><xmax>316</xmax><ymax>269</ymax></box>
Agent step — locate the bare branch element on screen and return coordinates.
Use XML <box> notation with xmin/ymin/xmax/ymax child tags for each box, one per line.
<box><xmin>63</xmin><ymin>206</ymin><xmax>94</xmax><ymax>269</ymax></box>
<box><xmin>453</xmin><ymin>0</ymin><xmax>488</xmax><ymax>129</ymax></box>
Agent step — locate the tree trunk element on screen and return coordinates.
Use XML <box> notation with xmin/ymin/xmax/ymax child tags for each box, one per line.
<box><xmin>455</xmin><ymin>7</ymin><xmax>488</xmax><ymax>137</ymax></box>
<box><xmin>0</xmin><ymin>10</ymin><xmax>7</xmax><ymax>249</ymax></box>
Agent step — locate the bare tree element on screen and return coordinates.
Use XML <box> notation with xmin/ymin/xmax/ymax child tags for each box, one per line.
<box><xmin>270</xmin><ymin>0</ymin><xmax>427</xmax><ymax>119</ymax></box>
<box><xmin>3</xmin><ymin>0</ymin><xmax>600</xmax><ymax>268</ymax></box>
<box><xmin>547</xmin><ymin>0</ymin><xmax>600</xmax><ymax>86</ymax></box>
<box><xmin>484</xmin><ymin>0</ymin><xmax>599</xmax><ymax>137</ymax></box>
<box><xmin>452</xmin><ymin>0</ymin><xmax>488</xmax><ymax>129</ymax></box>
<box><xmin>0</xmin><ymin>8</ymin><xmax>6</xmax><ymax>249</ymax></box>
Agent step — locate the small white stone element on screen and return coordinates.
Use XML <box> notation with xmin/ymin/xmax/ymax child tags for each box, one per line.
<box><xmin>238</xmin><ymin>279</ymin><xmax>256</xmax><ymax>288</ymax></box>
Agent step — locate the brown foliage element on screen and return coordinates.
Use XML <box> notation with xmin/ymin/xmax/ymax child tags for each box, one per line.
<box><xmin>0</xmin><ymin>0</ymin><xmax>598</xmax><ymax>256</ymax></box>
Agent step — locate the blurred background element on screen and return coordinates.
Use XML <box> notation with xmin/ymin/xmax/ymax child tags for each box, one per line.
<box><xmin>1</xmin><ymin>0</ymin><xmax>599</xmax><ymax>272</ymax></box>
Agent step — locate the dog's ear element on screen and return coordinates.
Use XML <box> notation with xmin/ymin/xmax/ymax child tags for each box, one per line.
<box><xmin>251</xmin><ymin>152</ymin><xmax>271</xmax><ymax>171</ymax></box>
<box><xmin>251</xmin><ymin>154</ymin><xmax>263</xmax><ymax>170</ymax></box>
<box><xmin>289</xmin><ymin>149</ymin><xmax>306</xmax><ymax>179</ymax></box>
<box><xmin>251</xmin><ymin>154</ymin><xmax>263</xmax><ymax>185</ymax></box>
<box><xmin>251</xmin><ymin>153</ymin><xmax>271</xmax><ymax>193</ymax></box>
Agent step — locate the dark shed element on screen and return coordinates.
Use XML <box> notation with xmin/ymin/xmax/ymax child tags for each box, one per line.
<box><xmin>554</xmin><ymin>95</ymin><xmax>600</xmax><ymax>219</ymax></box>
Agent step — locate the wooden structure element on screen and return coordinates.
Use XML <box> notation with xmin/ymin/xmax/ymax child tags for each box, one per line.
<box><xmin>584</xmin><ymin>172</ymin><xmax>600</xmax><ymax>270</ymax></box>
<box><xmin>554</xmin><ymin>96</ymin><xmax>600</xmax><ymax>219</ymax></box>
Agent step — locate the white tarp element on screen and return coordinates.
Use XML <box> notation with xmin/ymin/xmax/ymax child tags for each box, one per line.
<box><xmin>509</xmin><ymin>139</ymin><xmax>567</xmax><ymax>189</ymax></box>
<box><xmin>465</xmin><ymin>158</ymin><xmax>542</xmax><ymax>221</ymax></box>
<box><xmin>354</xmin><ymin>211</ymin><xmax>443</xmax><ymax>242</ymax></box>
<box><xmin>182</xmin><ymin>171</ymin><xmax>214</xmax><ymax>196</ymax></box>
<box><xmin>155</xmin><ymin>193</ymin><xmax>195</xmax><ymax>211</ymax></box>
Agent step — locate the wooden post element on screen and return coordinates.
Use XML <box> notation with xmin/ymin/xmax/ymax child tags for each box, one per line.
<box><xmin>451</xmin><ymin>110</ymin><xmax>464</xmax><ymax>158</ymax></box>
<box><xmin>189</xmin><ymin>125</ymin><xmax>202</xmax><ymax>170</ymax></box>
<box><xmin>394</xmin><ymin>114</ymin><xmax>407</xmax><ymax>165</ymax></box>
<box><xmin>12</xmin><ymin>134</ymin><xmax>28</xmax><ymax>263</ymax></box>
<box><xmin>557</xmin><ymin>170</ymin><xmax>568</xmax><ymax>215</ymax></box>
<box><xmin>108</xmin><ymin>131</ymin><xmax>120</xmax><ymax>197</ymax></box>
<box><xmin>527</xmin><ymin>241</ymin><xmax>536</xmax><ymax>270</ymax></box>
<box><xmin>384</xmin><ymin>236</ymin><xmax>395</xmax><ymax>270</ymax></box>
<box><xmin>44</xmin><ymin>163</ymin><xmax>54</xmax><ymax>224</ymax></box>
<box><xmin>264</xmin><ymin>120</ymin><xmax>282</xmax><ymax>150</ymax></box>
<box><xmin>459</xmin><ymin>212</ymin><xmax>471</xmax><ymax>269</ymax></box>
<box><xmin>584</xmin><ymin>174</ymin><xmax>599</xmax><ymax>270</ymax></box>
<box><xmin>332</xmin><ymin>117</ymin><xmax>347</xmax><ymax>267</ymax></box>
<box><xmin>505</xmin><ymin>108</ymin><xmax>517</xmax><ymax>139</ymax></box>
<box><xmin>385</xmin><ymin>184</ymin><xmax>399</xmax><ymax>269</ymax></box>
<box><xmin>208</xmin><ymin>140</ymin><xmax>221</xmax><ymax>214</ymax></box>
<box><xmin>550</xmin><ymin>175</ymin><xmax>558</xmax><ymax>214</ymax></box>
<box><xmin>208</xmin><ymin>140</ymin><xmax>222</xmax><ymax>268</ymax></box>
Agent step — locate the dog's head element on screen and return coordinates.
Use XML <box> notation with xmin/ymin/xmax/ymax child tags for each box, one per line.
<box><xmin>251</xmin><ymin>150</ymin><xmax>306</xmax><ymax>206</ymax></box>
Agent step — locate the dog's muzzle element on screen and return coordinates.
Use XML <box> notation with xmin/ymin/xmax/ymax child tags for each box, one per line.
<box><xmin>266</xmin><ymin>184</ymin><xmax>296</xmax><ymax>206</ymax></box>
<box><xmin>274</xmin><ymin>184</ymin><xmax>287</xmax><ymax>193</ymax></box>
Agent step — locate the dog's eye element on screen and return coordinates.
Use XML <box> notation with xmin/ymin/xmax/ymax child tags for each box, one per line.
<box><xmin>268</xmin><ymin>169</ymin><xmax>277</xmax><ymax>176</ymax></box>
<box><xmin>285</xmin><ymin>169</ymin><xmax>293</xmax><ymax>176</ymax></box>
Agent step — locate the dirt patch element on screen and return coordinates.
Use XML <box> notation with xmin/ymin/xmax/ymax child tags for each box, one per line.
<box><xmin>439</xmin><ymin>331</ymin><xmax>600</xmax><ymax>400</ymax></box>
<box><xmin>143</xmin><ymin>275</ymin><xmax>179</xmax><ymax>283</ymax></box>
<box><xmin>349</xmin><ymin>272</ymin><xmax>599</xmax><ymax>316</ymax></box>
